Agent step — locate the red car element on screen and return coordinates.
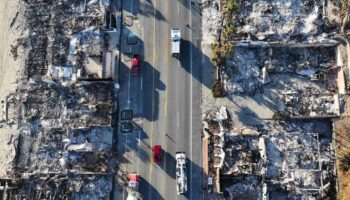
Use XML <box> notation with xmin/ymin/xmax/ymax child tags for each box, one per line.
<box><xmin>131</xmin><ymin>54</ymin><xmax>140</xmax><ymax>75</ymax></box>
<box><xmin>153</xmin><ymin>145</ymin><xmax>161</xmax><ymax>163</ymax></box>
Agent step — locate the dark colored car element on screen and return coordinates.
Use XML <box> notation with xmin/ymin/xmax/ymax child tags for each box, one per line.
<box><xmin>131</xmin><ymin>54</ymin><xmax>140</xmax><ymax>75</ymax></box>
<box><xmin>153</xmin><ymin>145</ymin><xmax>161</xmax><ymax>163</ymax></box>
<box><xmin>120</xmin><ymin>122</ymin><xmax>132</xmax><ymax>133</ymax></box>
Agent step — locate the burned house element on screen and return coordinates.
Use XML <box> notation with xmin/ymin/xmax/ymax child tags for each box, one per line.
<box><xmin>1</xmin><ymin>174</ymin><xmax>112</xmax><ymax>200</ymax></box>
<box><xmin>224</xmin><ymin>42</ymin><xmax>343</xmax><ymax>118</ymax></box>
<box><xmin>0</xmin><ymin>0</ymin><xmax>117</xmax><ymax>199</ymax></box>
<box><xmin>24</xmin><ymin>0</ymin><xmax>114</xmax><ymax>81</ymax></box>
<box><xmin>233</xmin><ymin>0</ymin><xmax>340</xmax><ymax>42</ymax></box>
<box><xmin>13</xmin><ymin>80</ymin><xmax>114</xmax><ymax>129</ymax></box>
<box><xmin>205</xmin><ymin>107</ymin><xmax>336</xmax><ymax>200</ymax></box>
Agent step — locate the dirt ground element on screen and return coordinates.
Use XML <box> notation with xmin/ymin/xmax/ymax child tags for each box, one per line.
<box><xmin>334</xmin><ymin>96</ymin><xmax>350</xmax><ymax>200</ymax></box>
<box><xmin>0</xmin><ymin>0</ymin><xmax>23</xmax><ymax>177</ymax></box>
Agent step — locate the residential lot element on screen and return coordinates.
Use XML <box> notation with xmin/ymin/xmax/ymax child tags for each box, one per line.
<box><xmin>201</xmin><ymin>0</ymin><xmax>349</xmax><ymax>199</ymax></box>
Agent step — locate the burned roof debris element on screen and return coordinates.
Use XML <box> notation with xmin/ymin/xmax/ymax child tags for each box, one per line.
<box><xmin>204</xmin><ymin>108</ymin><xmax>336</xmax><ymax>199</ymax></box>
<box><xmin>0</xmin><ymin>0</ymin><xmax>117</xmax><ymax>199</ymax></box>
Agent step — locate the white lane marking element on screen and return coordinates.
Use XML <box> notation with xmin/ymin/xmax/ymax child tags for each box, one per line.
<box><xmin>137</xmin><ymin>130</ymin><xmax>141</xmax><ymax>146</ymax></box>
<box><xmin>129</xmin><ymin>0</ymin><xmax>133</xmax><ymax>53</ymax></box>
<box><xmin>177</xmin><ymin>1</ymin><xmax>180</xmax><ymax>14</ymax></box>
<box><xmin>131</xmin><ymin>0</ymin><xmax>133</xmax><ymax>14</ymax></box>
<box><xmin>189</xmin><ymin>0</ymin><xmax>194</xmax><ymax>199</ymax></box>
<box><xmin>137</xmin><ymin>130</ymin><xmax>141</xmax><ymax>173</ymax></box>
<box><xmin>123</xmin><ymin>134</ymin><xmax>128</xmax><ymax>199</ymax></box>
<box><xmin>141</xmin><ymin>75</ymin><xmax>143</xmax><ymax>91</ymax></box>
<box><xmin>177</xmin><ymin>112</ymin><xmax>180</xmax><ymax>127</ymax></box>
<box><xmin>127</xmin><ymin>71</ymin><xmax>131</xmax><ymax>106</ymax></box>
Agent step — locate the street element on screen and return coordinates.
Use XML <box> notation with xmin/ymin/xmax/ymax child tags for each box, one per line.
<box><xmin>116</xmin><ymin>0</ymin><xmax>203</xmax><ymax>199</ymax></box>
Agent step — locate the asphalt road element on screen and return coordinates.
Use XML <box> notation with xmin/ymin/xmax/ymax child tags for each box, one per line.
<box><xmin>117</xmin><ymin>0</ymin><xmax>203</xmax><ymax>199</ymax></box>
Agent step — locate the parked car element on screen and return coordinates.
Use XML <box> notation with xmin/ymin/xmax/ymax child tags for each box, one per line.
<box><xmin>153</xmin><ymin>145</ymin><xmax>161</xmax><ymax>163</ymax></box>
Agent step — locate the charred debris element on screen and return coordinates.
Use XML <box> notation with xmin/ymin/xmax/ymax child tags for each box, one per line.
<box><xmin>201</xmin><ymin>0</ymin><xmax>347</xmax><ymax>199</ymax></box>
<box><xmin>1</xmin><ymin>0</ymin><xmax>119</xmax><ymax>199</ymax></box>
<box><xmin>204</xmin><ymin>107</ymin><xmax>336</xmax><ymax>200</ymax></box>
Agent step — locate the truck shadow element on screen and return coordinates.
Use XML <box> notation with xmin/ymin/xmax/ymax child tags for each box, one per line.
<box><xmin>161</xmin><ymin>150</ymin><xmax>176</xmax><ymax>179</ymax></box>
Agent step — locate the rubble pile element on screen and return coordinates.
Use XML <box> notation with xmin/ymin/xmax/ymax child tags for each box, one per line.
<box><xmin>223</xmin><ymin>134</ymin><xmax>265</xmax><ymax>176</ymax></box>
<box><xmin>233</xmin><ymin>0</ymin><xmax>340</xmax><ymax>42</ymax></box>
<box><xmin>7</xmin><ymin>174</ymin><xmax>112</xmax><ymax>200</ymax></box>
<box><xmin>224</xmin><ymin>44</ymin><xmax>342</xmax><ymax>117</ymax></box>
<box><xmin>15</xmin><ymin>80</ymin><xmax>113</xmax><ymax>128</ymax></box>
<box><xmin>205</xmin><ymin>108</ymin><xmax>336</xmax><ymax>199</ymax></box>
<box><xmin>23</xmin><ymin>0</ymin><xmax>108</xmax><ymax>80</ymax></box>
<box><xmin>201</xmin><ymin>0</ymin><xmax>221</xmax><ymax>43</ymax></box>
<box><xmin>225</xmin><ymin>45</ymin><xmax>336</xmax><ymax>94</ymax></box>
<box><xmin>265</xmin><ymin>121</ymin><xmax>336</xmax><ymax>199</ymax></box>
<box><xmin>280</xmin><ymin>89</ymin><xmax>340</xmax><ymax>116</ymax></box>
<box><xmin>16</xmin><ymin>126</ymin><xmax>114</xmax><ymax>174</ymax></box>
<box><xmin>224</xmin><ymin>176</ymin><xmax>263</xmax><ymax>200</ymax></box>
<box><xmin>202</xmin><ymin>0</ymin><xmax>342</xmax><ymax>198</ymax></box>
<box><xmin>0</xmin><ymin>0</ymin><xmax>116</xmax><ymax>199</ymax></box>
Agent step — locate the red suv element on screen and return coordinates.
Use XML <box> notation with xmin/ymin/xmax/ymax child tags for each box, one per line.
<box><xmin>153</xmin><ymin>145</ymin><xmax>161</xmax><ymax>163</ymax></box>
<box><xmin>131</xmin><ymin>54</ymin><xmax>140</xmax><ymax>75</ymax></box>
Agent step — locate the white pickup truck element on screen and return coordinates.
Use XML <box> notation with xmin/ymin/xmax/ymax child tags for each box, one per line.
<box><xmin>175</xmin><ymin>152</ymin><xmax>187</xmax><ymax>195</ymax></box>
<box><xmin>171</xmin><ymin>28</ymin><xmax>181</xmax><ymax>57</ymax></box>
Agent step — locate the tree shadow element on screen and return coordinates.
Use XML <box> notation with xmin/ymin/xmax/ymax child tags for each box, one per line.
<box><xmin>140</xmin><ymin>1</ymin><xmax>167</xmax><ymax>21</ymax></box>
<box><xmin>121</xmin><ymin>0</ymin><xmax>167</xmax><ymax>22</ymax></box>
<box><xmin>176</xmin><ymin>0</ymin><xmax>202</xmax><ymax>15</ymax></box>
<box><xmin>234</xmin><ymin>106</ymin><xmax>265</xmax><ymax>128</ymax></box>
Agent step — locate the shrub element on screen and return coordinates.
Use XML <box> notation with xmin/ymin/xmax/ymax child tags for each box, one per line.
<box><xmin>210</xmin><ymin>41</ymin><xmax>233</xmax><ymax>68</ymax></box>
<box><xmin>341</xmin><ymin>152</ymin><xmax>350</xmax><ymax>171</ymax></box>
<box><xmin>272</xmin><ymin>111</ymin><xmax>291</xmax><ymax>121</ymax></box>
<box><xmin>211</xmin><ymin>80</ymin><xmax>227</xmax><ymax>98</ymax></box>
<box><xmin>222</xmin><ymin>24</ymin><xmax>234</xmax><ymax>40</ymax></box>
<box><xmin>222</xmin><ymin>0</ymin><xmax>239</xmax><ymax>18</ymax></box>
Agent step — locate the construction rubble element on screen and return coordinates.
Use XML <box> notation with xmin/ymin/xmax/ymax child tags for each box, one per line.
<box><xmin>0</xmin><ymin>0</ymin><xmax>118</xmax><ymax>199</ymax></box>
<box><xmin>204</xmin><ymin>107</ymin><xmax>336</xmax><ymax>199</ymax></box>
